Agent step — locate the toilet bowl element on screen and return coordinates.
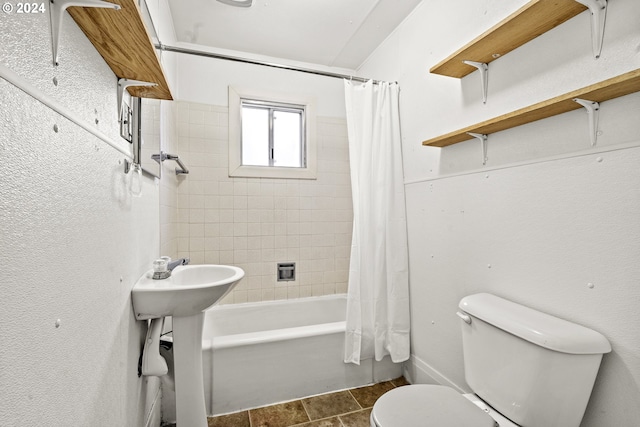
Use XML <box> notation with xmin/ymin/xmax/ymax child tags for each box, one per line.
<box><xmin>370</xmin><ymin>384</ymin><xmax>517</xmax><ymax>427</ymax></box>
<box><xmin>370</xmin><ymin>293</ymin><xmax>611</xmax><ymax>427</ymax></box>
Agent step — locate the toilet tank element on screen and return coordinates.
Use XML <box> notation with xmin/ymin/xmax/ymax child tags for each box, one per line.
<box><xmin>458</xmin><ymin>293</ymin><xmax>611</xmax><ymax>427</ymax></box>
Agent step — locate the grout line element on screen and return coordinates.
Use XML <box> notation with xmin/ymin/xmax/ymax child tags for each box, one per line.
<box><xmin>299</xmin><ymin>398</ymin><xmax>312</xmax><ymax>424</ymax></box>
<box><xmin>338</xmin><ymin>407</ymin><xmax>371</xmax><ymax>417</ymax></box>
<box><xmin>347</xmin><ymin>389</ymin><xmax>363</xmax><ymax>409</ymax></box>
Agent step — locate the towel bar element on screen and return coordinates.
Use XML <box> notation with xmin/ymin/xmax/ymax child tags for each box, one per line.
<box><xmin>151</xmin><ymin>152</ymin><xmax>189</xmax><ymax>175</ymax></box>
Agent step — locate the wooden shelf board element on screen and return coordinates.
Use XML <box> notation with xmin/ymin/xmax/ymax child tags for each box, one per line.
<box><xmin>68</xmin><ymin>0</ymin><xmax>172</xmax><ymax>100</ymax></box>
<box><xmin>423</xmin><ymin>69</ymin><xmax>640</xmax><ymax>147</ymax></box>
<box><xmin>430</xmin><ymin>0</ymin><xmax>587</xmax><ymax>79</ymax></box>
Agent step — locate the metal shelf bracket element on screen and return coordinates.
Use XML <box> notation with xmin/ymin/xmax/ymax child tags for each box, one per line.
<box><xmin>117</xmin><ymin>78</ymin><xmax>157</xmax><ymax>120</ymax></box>
<box><xmin>574</xmin><ymin>0</ymin><xmax>608</xmax><ymax>59</ymax></box>
<box><xmin>467</xmin><ymin>132</ymin><xmax>489</xmax><ymax>165</ymax></box>
<box><xmin>49</xmin><ymin>0</ymin><xmax>121</xmax><ymax>66</ymax></box>
<box><xmin>573</xmin><ymin>98</ymin><xmax>600</xmax><ymax>147</ymax></box>
<box><xmin>463</xmin><ymin>61</ymin><xmax>489</xmax><ymax>104</ymax></box>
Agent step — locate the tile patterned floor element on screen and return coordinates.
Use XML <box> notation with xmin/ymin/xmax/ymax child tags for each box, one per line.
<box><xmin>166</xmin><ymin>377</ymin><xmax>409</xmax><ymax>427</ymax></box>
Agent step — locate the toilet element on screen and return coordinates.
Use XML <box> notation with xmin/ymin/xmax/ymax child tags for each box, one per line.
<box><xmin>370</xmin><ymin>293</ymin><xmax>611</xmax><ymax>427</ymax></box>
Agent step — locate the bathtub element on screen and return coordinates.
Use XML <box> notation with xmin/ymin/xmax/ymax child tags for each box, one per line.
<box><xmin>199</xmin><ymin>294</ymin><xmax>402</xmax><ymax>416</ymax></box>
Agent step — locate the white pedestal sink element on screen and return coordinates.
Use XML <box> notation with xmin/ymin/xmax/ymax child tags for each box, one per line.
<box><xmin>132</xmin><ymin>264</ymin><xmax>244</xmax><ymax>427</ymax></box>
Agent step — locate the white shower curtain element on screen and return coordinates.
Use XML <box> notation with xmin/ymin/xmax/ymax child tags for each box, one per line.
<box><xmin>343</xmin><ymin>80</ymin><xmax>410</xmax><ymax>365</ymax></box>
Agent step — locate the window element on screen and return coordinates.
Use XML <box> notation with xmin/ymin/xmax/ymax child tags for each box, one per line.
<box><xmin>229</xmin><ymin>86</ymin><xmax>316</xmax><ymax>179</ymax></box>
<box><xmin>241</xmin><ymin>100</ymin><xmax>304</xmax><ymax>168</ymax></box>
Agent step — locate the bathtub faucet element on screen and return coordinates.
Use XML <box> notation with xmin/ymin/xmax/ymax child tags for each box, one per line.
<box><xmin>168</xmin><ymin>257</ymin><xmax>190</xmax><ymax>272</ymax></box>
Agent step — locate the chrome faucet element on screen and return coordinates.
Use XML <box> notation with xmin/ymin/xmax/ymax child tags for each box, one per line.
<box><xmin>152</xmin><ymin>257</ymin><xmax>190</xmax><ymax>280</ymax></box>
<box><xmin>168</xmin><ymin>257</ymin><xmax>190</xmax><ymax>272</ymax></box>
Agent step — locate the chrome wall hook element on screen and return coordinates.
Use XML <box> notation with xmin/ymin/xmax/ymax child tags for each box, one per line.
<box><xmin>463</xmin><ymin>61</ymin><xmax>489</xmax><ymax>104</ymax></box>
<box><xmin>467</xmin><ymin>132</ymin><xmax>488</xmax><ymax>165</ymax></box>
<box><xmin>573</xmin><ymin>98</ymin><xmax>600</xmax><ymax>147</ymax></box>
<box><xmin>574</xmin><ymin>0</ymin><xmax>608</xmax><ymax>58</ymax></box>
<box><xmin>49</xmin><ymin>0</ymin><xmax>121</xmax><ymax>66</ymax></box>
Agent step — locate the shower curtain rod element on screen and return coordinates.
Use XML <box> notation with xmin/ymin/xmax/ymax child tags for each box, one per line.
<box><xmin>155</xmin><ymin>44</ymin><xmax>392</xmax><ymax>85</ymax></box>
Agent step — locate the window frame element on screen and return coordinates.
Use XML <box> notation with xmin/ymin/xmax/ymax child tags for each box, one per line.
<box><xmin>229</xmin><ymin>86</ymin><xmax>317</xmax><ymax>179</ymax></box>
<box><xmin>240</xmin><ymin>99</ymin><xmax>305</xmax><ymax>168</ymax></box>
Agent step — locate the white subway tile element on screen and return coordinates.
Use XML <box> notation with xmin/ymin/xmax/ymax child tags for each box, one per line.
<box><xmin>233</xmin><ymin>222</ymin><xmax>247</xmax><ymax>236</ymax></box>
<box><xmin>204</xmin><ymin>209</ymin><xmax>220</xmax><ymax>224</ymax></box>
<box><xmin>219</xmin><ymin>223</ymin><xmax>234</xmax><ymax>237</ymax></box>
<box><xmin>189</xmin><ymin>223</ymin><xmax>204</xmax><ymax>237</ymax></box>
<box><xmin>219</xmin><ymin>250</ymin><xmax>234</xmax><ymax>264</ymax></box>
<box><xmin>204</xmin><ymin>237</ymin><xmax>219</xmax><ymax>251</ymax></box>
<box><xmin>247</xmin><ymin>223</ymin><xmax>261</xmax><ymax>236</ymax></box>
<box><xmin>232</xmin><ymin>236</ymin><xmax>247</xmax><ymax>250</ymax></box>
<box><xmin>233</xmin><ymin>210</ymin><xmax>247</xmax><ymax>223</ymax></box>
<box><xmin>189</xmin><ymin>209</ymin><xmax>204</xmax><ymax>223</ymax></box>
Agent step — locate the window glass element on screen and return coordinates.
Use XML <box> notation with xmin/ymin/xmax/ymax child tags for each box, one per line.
<box><xmin>241</xmin><ymin>106</ymin><xmax>270</xmax><ymax>166</ymax></box>
<box><xmin>240</xmin><ymin>101</ymin><xmax>305</xmax><ymax>168</ymax></box>
<box><xmin>273</xmin><ymin>109</ymin><xmax>303</xmax><ymax>168</ymax></box>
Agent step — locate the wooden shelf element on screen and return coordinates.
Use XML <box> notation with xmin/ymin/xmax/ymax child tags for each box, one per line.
<box><xmin>67</xmin><ymin>0</ymin><xmax>172</xmax><ymax>100</ymax></box>
<box><xmin>423</xmin><ymin>69</ymin><xmax>640</xmax><ymax>147</ymax></box>
<box><xmin>430</xmin><ymin>0</ymin><xmax>587</xmax><ymax>79</ymax></box>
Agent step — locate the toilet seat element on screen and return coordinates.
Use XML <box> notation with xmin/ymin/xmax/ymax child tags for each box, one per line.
<box><xmin>371</xmin><ymin>385</ymin><xmax>497</xmax><ymax>427</ymax></box>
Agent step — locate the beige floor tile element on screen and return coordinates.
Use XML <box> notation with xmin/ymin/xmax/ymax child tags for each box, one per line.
<box><xmin>390</xmin><ymin>376</ymin><xmax>410</xmax><ymax>387</ymax></box>
<box><xmin>339</xmin><ymin>408</ymin><xmax>372</xmax><ymax>427</ymax></box>
<box><xmin>349</xmin><ymin>381</ymin><xmax>395</xmax><ymax>408</ymax></box>
<box><xmin>250</xmin><ymin>400</ymin><xmax>310</xmax><ymax>427</ymax></box>
<box><xmin>294</xmin><ymin>417</ymin><xmax>342</xmax><ymax>427</ymax></box>
<box><xmin>302</xmin><ymin>390</ymin><xmax>361</xmax><ymax>420</ymax></box>
<box><xmin>207</xmin><ymin>410</ymin><xmax>250</xmax><ymax>427</ymax></box>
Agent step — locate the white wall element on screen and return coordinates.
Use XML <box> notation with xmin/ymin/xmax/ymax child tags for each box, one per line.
<box><xmin>358</xmin><ymin>1</ymin><xmax>640</xmax><ymax>426</ymax></box>
<box><xmin>0</xmin><ymin>9</ymin><xmax>163</xmax><ymax>427</ymax></box>
<box><xmin>175</xmin><ymin>50</ymin><xmax>347</xmax><ymax>117</ymax></box>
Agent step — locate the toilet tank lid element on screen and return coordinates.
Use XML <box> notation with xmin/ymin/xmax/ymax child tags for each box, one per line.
<box><xmin>459</xmin><ymin>293</ymin><xmax>612</xmax><ymax>355</ymax></box>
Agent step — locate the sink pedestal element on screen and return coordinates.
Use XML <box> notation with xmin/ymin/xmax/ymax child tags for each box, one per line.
<box><xmin>173</xmin><ymin>312</ymin><xmax>207</xmax><ymax>427</ymax></box>
<box><xmin>131</xmin><ymin>264</ymin><xmax>245</xmax><ymax>426</ymax></box>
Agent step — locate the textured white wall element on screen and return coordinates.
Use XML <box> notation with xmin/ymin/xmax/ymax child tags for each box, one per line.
<box><xmin>1</xmin><ymin>8</ymin><xmax>162</xmax><ymax>427</ymax></box>
<box><xmin>358</xmin><ymin>0</ymin><xmax>640</xmax><ymax>426</ymax></box>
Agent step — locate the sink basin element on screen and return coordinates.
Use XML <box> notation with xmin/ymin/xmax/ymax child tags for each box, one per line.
<box><xmin>132</xmin><ymin>264</ymin><xmax>244</xmax><ymax>320</ymax></box>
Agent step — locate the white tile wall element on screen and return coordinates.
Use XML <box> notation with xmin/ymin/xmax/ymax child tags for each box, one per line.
<box><xmin>160</xmin><ymin>100</ymin><xmax>180</xmax><ymax>258</ymax></box>
<box><xmin>140</xmin><ymin>99</ymin><xmax>161</xmax><ymax>177</ymax></box>
<box><xmin>171</xmin><ymin>101</ymin><xmax>352</xmax><ymax>304</ymax></box>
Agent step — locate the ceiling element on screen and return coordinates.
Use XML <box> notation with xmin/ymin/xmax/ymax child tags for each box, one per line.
<box><xmin>166</xmin><ymin>0</ymin><xmax>422</xmax><ymax>70</ymax></box>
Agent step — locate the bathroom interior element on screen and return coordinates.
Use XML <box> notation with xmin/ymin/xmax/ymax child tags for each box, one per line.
<box><xmin>1</xmin><ymin>0</ymin><xmax>639</xmax><ymax>426</ymax></box>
